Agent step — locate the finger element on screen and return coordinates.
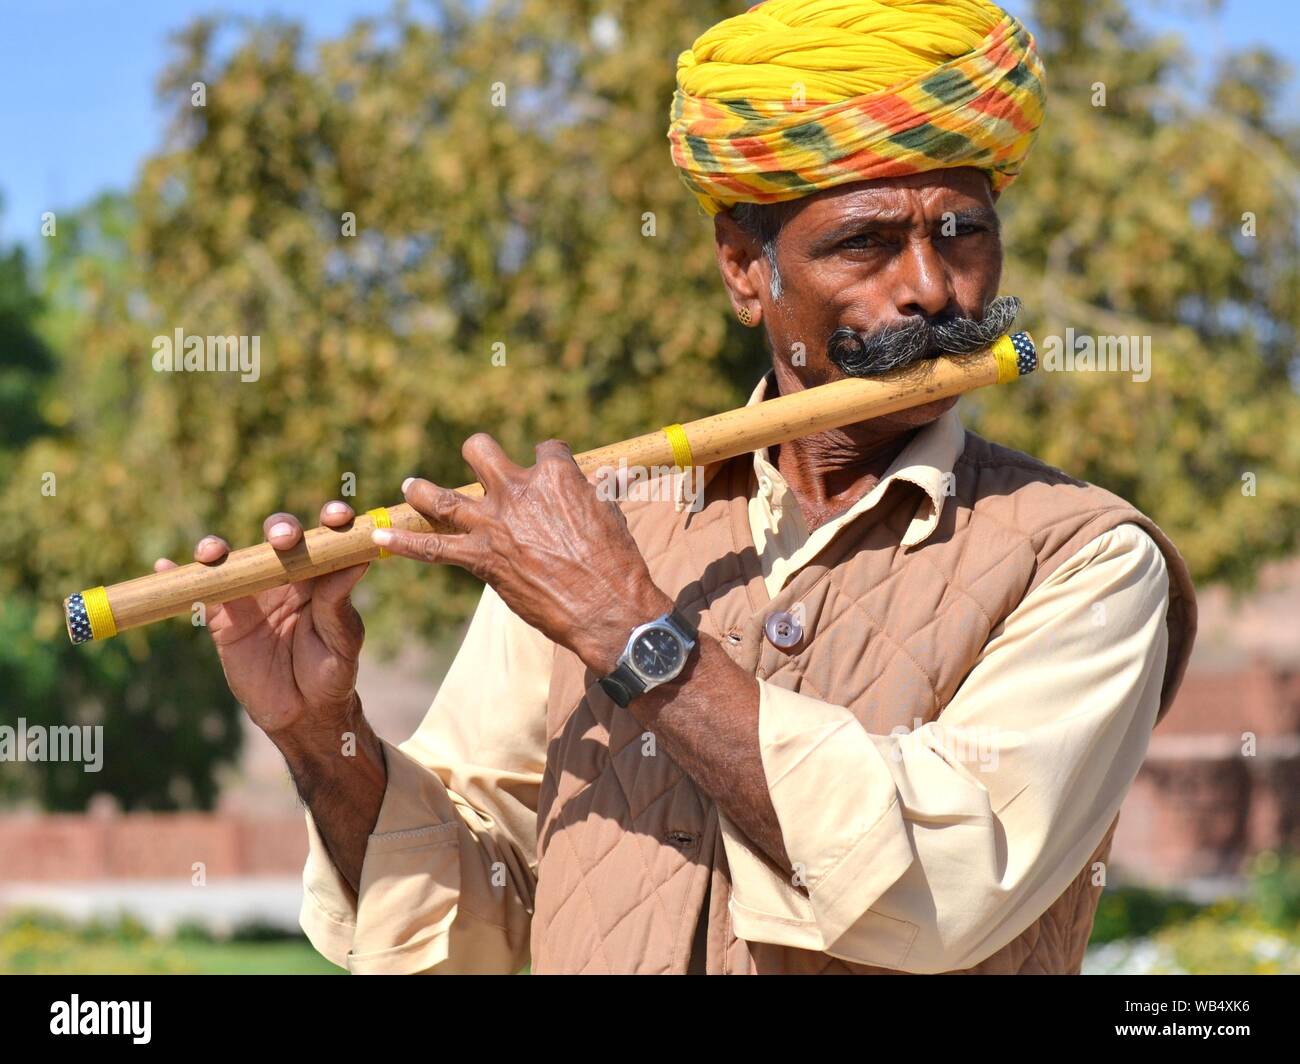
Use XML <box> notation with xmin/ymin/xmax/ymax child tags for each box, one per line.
<box><xmin>194</xmin><ymin>536</ymin><xmax>230</xmax><ymax>564</ymax></box>
<box><xmin>371</xmin><ymin>527</ymin><xmax>488</xmax><ymax>577</ymax></box>
<box><xmin>461</xmin><ymin>432</ymin><xmax>520</xmax><ymax>495</ymax></box>
<box><xmin>403</xmin><ymin>478</ymin><xmax>484</xmax><ymax>532</ymax></box>
<box><xmin>262</xmin><ymin>512</ymin><xmax>303</xmax><ymax>550</ymax></box>
<box><xmin>314</xmin><ymin>561</ymin><xmax>370</xmax><ymax>604</ymax></box>
<box><xmin>320</xmin><ymin>500</ymin><xmax>355</xmax><ymax>527</ymax></box>
<box><xmin>534</xmin><ymin>437</ymin><xmax>578</xmax><ymax>468</ymax></box>
<box><xmin>154</xmin><ymin>558</ymin><xmax>179</xmax><ymax>573</ymax></box>
<box><xmin>309</xmin><ymin>563</ymin><xmax>369</xmax><ymax>655</ymax></box>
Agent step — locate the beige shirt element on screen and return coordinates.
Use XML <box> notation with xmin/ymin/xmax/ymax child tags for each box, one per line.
<box><xmin>300</xmin><ymin>383</ymin><xmax>1171</xmax><ymax>975</ymax></box>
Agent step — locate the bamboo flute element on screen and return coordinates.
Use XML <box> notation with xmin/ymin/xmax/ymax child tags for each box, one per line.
<box><xmin>65</xmin><ymin>331</ymin><xmax>1036</xmax><ymax>644</ymax></box>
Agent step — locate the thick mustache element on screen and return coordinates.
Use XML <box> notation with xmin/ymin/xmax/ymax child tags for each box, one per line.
<box><xmin>827</xmin><ymin>296</ymin><xmax>1023</xmax><ymax>378</ymax></box>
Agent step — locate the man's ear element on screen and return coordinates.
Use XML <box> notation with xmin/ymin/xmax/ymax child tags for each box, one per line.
<box><xmin>713</xmin><ymin>210</ymin><xmax>764</xmax><ymax>309</ymax></box>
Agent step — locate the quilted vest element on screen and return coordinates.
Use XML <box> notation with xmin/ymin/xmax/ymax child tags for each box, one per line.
<box><xmin>530</xmin><ymin>430</ymin><xmax>1197</xmax><ymax>974</ymax></box>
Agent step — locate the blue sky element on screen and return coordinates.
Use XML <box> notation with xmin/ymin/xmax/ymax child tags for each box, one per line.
<box><xmin>0</xmin><ymin>0</ymin><xmax>394</xmax><ymax>248</ymax></box>
<box><xmin>1</xmin><ymin>0</ymin><xmax>1296</xmax><ymax>251</ymax></box>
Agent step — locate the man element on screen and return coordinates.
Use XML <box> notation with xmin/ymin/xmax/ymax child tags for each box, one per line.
<box><xmin>160</xmin><ymin>0</ymin><xmax>1196</xmax><ymax>974</ymax></box>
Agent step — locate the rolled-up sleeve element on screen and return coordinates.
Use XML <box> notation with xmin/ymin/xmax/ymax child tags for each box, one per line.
<box><xmin>720</xmin><ymin>522</ymin><xmax>1171</xmax><ymax>973</ymax></box>
<box><xmin>299</xmin><ymin>584</ymin><xmax>553</xmax><ymax>974</ymax></box>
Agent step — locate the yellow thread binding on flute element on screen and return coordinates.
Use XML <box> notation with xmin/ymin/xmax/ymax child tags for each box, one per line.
<box><xmin>991</xmin><ymin>334</ymin><xmax>1019</xmax><ymax>384</ymax></box>
<box><xmin>661</xmin><ymin>423</ymin><xmax>694</xmax><ymax>470</ymax></box>
<box><xmin>82</xmin><ymin>586</ymin><xmax>118</xmax><ymax>641</ymax></box>
<box><xmin>366</xmin><ymin>507</ymin><xmax>392</xmax><ymax>559</ymax></box>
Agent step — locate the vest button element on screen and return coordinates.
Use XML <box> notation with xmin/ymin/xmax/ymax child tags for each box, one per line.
<box><xmin>764</xmin><ymin>610</ymin><xmax>803</xmax><ymax>649</ymax></box>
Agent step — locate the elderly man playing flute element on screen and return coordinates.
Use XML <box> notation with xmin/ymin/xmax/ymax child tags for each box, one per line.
<box><xmin>155</xmin><ymin>0</ymin><xmax>1196</xmax><ymax>974</ymax></box>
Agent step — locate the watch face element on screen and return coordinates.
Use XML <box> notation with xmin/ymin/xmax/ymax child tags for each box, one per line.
<box><xmin>629</xmin><ymin>626</ymin><xmax>684</xmax><ymax>681</ymax></box>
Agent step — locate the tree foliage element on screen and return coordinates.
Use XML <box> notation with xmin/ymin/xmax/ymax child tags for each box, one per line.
<box><xmin>979</xmin><ymin>0</ymin><xmax>1300</xmax><ymax>588</ymax></box>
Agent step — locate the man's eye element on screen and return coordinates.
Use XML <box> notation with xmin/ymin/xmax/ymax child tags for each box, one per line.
<box><xmin>947</xmin><ymin>224</ymin><xmax>986</xmax><ymax>237</ymax></box>
<box><xmin>840</xmin><ymin>232</ymin><xmax>884</xmax><ymax>249</ymax></box>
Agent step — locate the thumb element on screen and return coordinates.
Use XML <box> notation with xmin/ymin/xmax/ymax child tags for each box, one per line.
<box><xmin>310</xmin><ymin>562</ymin><xmax>369</xmax><ymax>654</ymax></box>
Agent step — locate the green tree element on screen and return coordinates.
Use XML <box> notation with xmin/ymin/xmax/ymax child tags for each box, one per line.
<box><xmin>0</xmin><ymin>195</ymin><xmax>238</xmax><ymax>810</ymax></box>
<box><xmin>0</xmin><ymin>224</ymin><xmax>53</xmax><ymax>450</ymax></box>
<box><xmin>977</xmin><ymin>0</ymin><xmax>1300</xmax><ymax>587</ymax></box>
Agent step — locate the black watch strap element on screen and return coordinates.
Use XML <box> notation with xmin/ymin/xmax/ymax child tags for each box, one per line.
<box><xmin>668</xmin><ymin>608</ymin><xmax>698</xmax><ymax>641</ymax></box>
<box><xmin>599</xmin><ymin>663</ymin><xmax>646</xmax><ymax>708</ymax></box>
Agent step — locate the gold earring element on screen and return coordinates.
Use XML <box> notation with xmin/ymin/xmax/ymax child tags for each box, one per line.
<box><xmin>737</xmin><ymin>305</ymin><xmax>756</xmax><ymax>327</ymax></box>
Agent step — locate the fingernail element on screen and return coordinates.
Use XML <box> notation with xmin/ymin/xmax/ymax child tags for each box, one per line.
<box><xmin>402</xmin><ymin>477</ymin><xmax>415</xmax><ymax>493</ymax></box>
<box><xmin>269</xmin><ymin>522</ymin><xmax>294</xmax><ymax>538</ymax></box>
<box><xmin>325</xmin><ymin>502</ymin><xmax>349</xmax><ymax>515</ymax></box>
<box><xmin>372</xmin><ymin>529</ymin><xmax>394</xmax><ymax>547</ymax></box>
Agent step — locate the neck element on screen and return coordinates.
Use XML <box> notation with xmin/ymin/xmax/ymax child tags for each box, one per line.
<box><xmin>771</xmin><ymin>422</ymin><xmax>916</xmax><ymax>532</ymax></box>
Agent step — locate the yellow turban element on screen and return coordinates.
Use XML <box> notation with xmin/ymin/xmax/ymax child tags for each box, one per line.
<box><xmin>667</xmin><ymin>0</ymin><xmax>1047</xmax><ymax>217</ymax></box>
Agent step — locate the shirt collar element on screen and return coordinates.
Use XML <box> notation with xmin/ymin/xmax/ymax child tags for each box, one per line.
<box><xmin>743</xmin><ymin>369</ymin><xmax>966</xmax><ymax>548</ymax></box>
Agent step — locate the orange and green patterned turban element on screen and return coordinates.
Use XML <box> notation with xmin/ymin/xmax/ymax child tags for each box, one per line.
<box><xmin>667</xmin><ymin>0</ymin><xmax>1046</xmax><ymax>217</ymax></box>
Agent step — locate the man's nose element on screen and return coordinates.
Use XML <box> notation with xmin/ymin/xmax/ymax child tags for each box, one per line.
<box><xmin>891</xmin><ymin>238</ymin><xmax>956</xmax><ymax>319</ymax></box>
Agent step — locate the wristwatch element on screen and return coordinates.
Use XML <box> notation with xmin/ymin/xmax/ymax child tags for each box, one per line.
<box><xmin>598</xmin><ymin>609</ymin><xmax>698</xmax><ymax>707</ymax></box>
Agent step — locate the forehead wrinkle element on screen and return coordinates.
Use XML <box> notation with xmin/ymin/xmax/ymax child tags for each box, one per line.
<box><xmin>804</xmin><ymin>206</ymin><xmax>917</xmax><ymax>257</ymax></box>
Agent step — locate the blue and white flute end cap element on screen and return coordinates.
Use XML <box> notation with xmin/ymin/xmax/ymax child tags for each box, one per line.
<box><xmin>1010</xmin><ymin>331</ymin><xmax>1037</xmax><ymax>375</ymax></box>
<box><xmin>65</xmin><ymin>591</ymin><xmax>94</xmax><ymax>645</ymax></box>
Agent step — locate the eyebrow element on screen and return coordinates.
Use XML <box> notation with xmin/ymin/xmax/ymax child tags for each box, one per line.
<box><xmin>945</xmin><ymin>207</ymin><xmax>1001</xmax><ymax>233</ymax></box>
<box><xmin>808</xmin><ymin>204</ymin><xmax>1001</xmax><ymax>256</ymax></box>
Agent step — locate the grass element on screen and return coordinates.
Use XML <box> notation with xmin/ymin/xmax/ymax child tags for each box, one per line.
<box><xmin>1083</xmin><ymin>849</ymin><xmax>1300</xmax><ymax>974</ymax></box>
<box><xmin>167</xmin><ymin>940</ymin><xmax>344</xmax><ymax>974</ymax></box>
<box><xmin>0</xmin><ymin>911</ymin><xmax>343</xmax><ymax>974</ymax></box>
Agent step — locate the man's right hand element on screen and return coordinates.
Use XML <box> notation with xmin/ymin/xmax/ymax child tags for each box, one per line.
<box><xmin>154</xmin><ymin>501</ymin><xmax>369</xmax><ymax>738</ymax></box>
